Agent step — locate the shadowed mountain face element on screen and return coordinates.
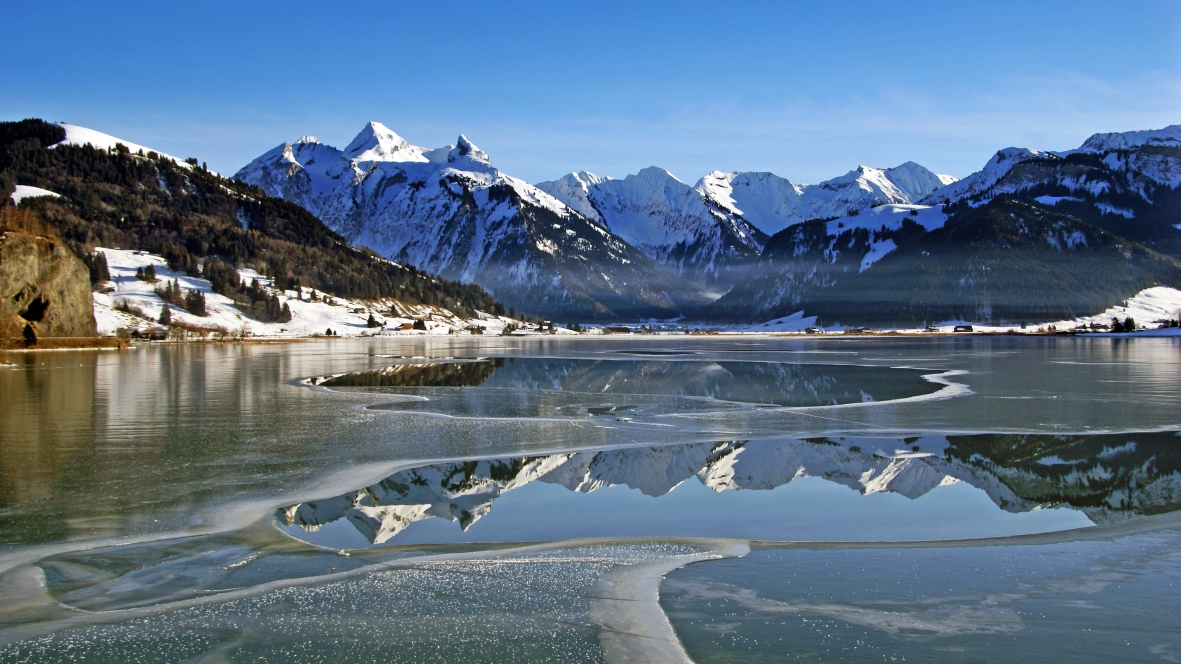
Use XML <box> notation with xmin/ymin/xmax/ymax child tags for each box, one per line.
<box><xmin>280</xmin><ymin>432</ymin><xmax>1181</xmax><ymax>546</ymax></box>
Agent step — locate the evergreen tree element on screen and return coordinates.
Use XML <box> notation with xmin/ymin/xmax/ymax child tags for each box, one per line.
<box><xmin>158</xmin><ymin>305</ymin><xmax>171</xmax><ymax>325</ymax></box>
<box><xmin>367</xmin><ymin>313</ymin><xmax>380</xmax><ymax>328</ymax></box>
<box><xmin>88</xmin><ymin>251</ymin><xmax>110</xmax><ymax>284</ymax></box>
<box><xmin>185</xmin><ymin>289</ymin><xmax>207</xmax><ymax>316</ymax></box>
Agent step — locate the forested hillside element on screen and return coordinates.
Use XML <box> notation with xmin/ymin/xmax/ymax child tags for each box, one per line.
<box><xmin>704</xmin><ymin>198</ymin><xmax>1181</xmax><ymax>326</ymax></box>
<box><xmin>0</xmin><ymin>119</ymin><xmax>501</xmax><ymax>318</ymax></box>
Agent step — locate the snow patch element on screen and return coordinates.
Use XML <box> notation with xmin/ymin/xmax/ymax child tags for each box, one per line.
<box><xmin>860</xmin><ymin>238</ymin><xmax>897</xmax><ymax>272</ymax></box>
<box><xmin>10</xmin><ymin>185</ymin><xmax>61</xmax><ymax>204</ymax></box>
<box><xmin>1096</xmin><ymin>203</ymin><xmax>1134</xmax><ymax>219</ymax></box>
<box><xmin>1034</xmin><ymin>195</ymin><xmax>1082</xmax><ymax>206</ymax></box>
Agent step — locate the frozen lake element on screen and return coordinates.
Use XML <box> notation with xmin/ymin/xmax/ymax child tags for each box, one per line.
<box><xmin>1</xmin><ymin>336</ymin><xmax>1179</xmax><ymax>662</ymax></box>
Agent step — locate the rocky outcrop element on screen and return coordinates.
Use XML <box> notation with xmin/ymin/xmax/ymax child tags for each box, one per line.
<box><xmin>0</xmin><ymin>231</ymin><xmax>96</xmax><ymax>341</ymax></box>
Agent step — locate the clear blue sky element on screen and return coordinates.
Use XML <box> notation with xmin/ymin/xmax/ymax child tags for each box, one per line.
<box><xmin>4</xmin><ymin>1</ymin><xmax>1178</xmax><ymax>184</ymax></box>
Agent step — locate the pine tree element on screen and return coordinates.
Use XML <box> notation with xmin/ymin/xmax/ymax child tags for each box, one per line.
<box><xmin>185</xmin><ymin>290</ymin><xmax>207</xmax><ymax>316</ymax></box>
<box><xmin>367</xmin><ymin>313</ymin><xmax>379</xmax><ymax>328</ymax></box>
<box><xmin>158</xmin><ymin>305</ymin><xmax>172</xmax><ymax>325</ymax></box>
<box><xmin>89</xmin><ymin>252</ymin><xmax>110</xmax><ymax>284</ymax></box>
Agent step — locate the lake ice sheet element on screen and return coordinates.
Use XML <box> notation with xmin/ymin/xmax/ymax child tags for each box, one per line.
<box><xmin>1</xmin><ymin>336</ymin><xmax>1180</xmax><ymax>662</ymax></box>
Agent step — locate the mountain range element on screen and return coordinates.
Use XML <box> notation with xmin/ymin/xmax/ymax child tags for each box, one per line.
<box><xmin>283</xmin><ymin>431</ymin><xmax>1181</xmax><ymax>544</ymax></box>
<box><xmin>8</xmin><ymin>116</ymin><xmax>1178</xmax><ymax>326</ymax></box>
<box><xmin>238</xmin><ymin>122</ymin><xmax>1181</xmax><ymax>324</ymax></box>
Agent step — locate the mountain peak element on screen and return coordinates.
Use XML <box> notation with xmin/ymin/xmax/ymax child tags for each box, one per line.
<box><xmin>635</xmin><ymin>165</ymin><xmax>680</xmax><ymax>179</ymax></box>
<box><xmin>344</xmin><ymin>121</ymin><xmax>411</xmax><ymax>160</ymax></box>
<box><xmin>449</xmin><ymin>134</ymin><xmax>490</xmax><ymax>164</ymax></box>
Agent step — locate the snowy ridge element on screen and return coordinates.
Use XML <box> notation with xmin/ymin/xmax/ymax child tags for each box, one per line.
<box><xmin>53</xmin><ymin>123</ymin><xmax>196</xmax><ymax>171</ymax></box>
<box><xmin>1074</xmin><ymin>125</ymin><xmax>1181</xmax><ymax>153</ymax></box>
<box><xmin>542</xmin><ymin>163</ymin><xmax>954</xmax><ymax>241</ymax></box>
<box><xmin>926</xmin><ymin>125</ymin><xmax>1181</xmax><ymax>206</ymax></box>
<box><xmin>921</xmin><ymin>148</ymin><xmax>1052</xmax><ymax>205</ymax></box>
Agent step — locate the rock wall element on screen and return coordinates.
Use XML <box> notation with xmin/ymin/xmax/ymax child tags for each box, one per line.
<box><xmin>0</xmin><ymin>231</ymin><xmax>96</xmax><ymax>341</ymax></box>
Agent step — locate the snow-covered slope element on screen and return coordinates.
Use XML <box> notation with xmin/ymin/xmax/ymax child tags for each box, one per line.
<box><xmin>92</xmin><ymin>247</ymin><xmax>515</xmax><ymax>338</ymax></box>
<box><xmin>52</xmin><ymin>123</ymin><xmax>195</xmax><ymax>170</ymax></box>
<box><xmin>10</xmin><ymin>185</ymin><xmax>61</xmax><ymax>205</ymax></box>
<box><xmin>237</xmin><ymin>123</ymin><xmax>701</xmax><ymax>320</ymax></box>
<box><xmin>532</xmin><ymin>171</ymin><xmax>608</xmax><ymax>224</ymax></box>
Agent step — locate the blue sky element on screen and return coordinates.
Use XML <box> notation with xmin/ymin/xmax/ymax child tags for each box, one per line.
<box><xmin>4</xmin><ymin>1</ymin><xmax>1178</xmax><ymax>184</ymax></box>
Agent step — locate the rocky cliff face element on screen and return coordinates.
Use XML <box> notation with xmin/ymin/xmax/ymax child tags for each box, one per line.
<box><xmin>0</xmin><ymin>231</ymin><xmax>96</xmax><ymax>342</ymax></box>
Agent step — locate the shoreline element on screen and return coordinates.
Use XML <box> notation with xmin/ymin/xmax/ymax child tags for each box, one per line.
<box><xmin>3</xmin><ymin>327</ymin><xmax>1175</xmax><ymax>353</ymax></box>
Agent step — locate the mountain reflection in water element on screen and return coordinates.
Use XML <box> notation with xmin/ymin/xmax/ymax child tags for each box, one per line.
<box><xmin>311</xmin><ymin>357</ymin><xmax>938</xmax><ymax>408</ymax></box>
<box><xmin>280</xmin><ymin>432</ymin><xmax>1181</xmax><ymax>547</ymax></box>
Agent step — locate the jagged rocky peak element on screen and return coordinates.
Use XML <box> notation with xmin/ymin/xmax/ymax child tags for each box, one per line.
<box><xmin>448</xmin><ymin>134</ymin><xmax>490</xmax><ymax>164</ymax></box>
<box><xmin>534</xmin><ymin>171</ymin><xmax>612</xmax><ymax>224</ymax></box>
<box><xmin>295</xmin><ymin>135</ymin><xmax>320</xmax><ymax>145</ymax></box>
<box><xmin>343</xmin><ymin>121</ymin><xmax>414</xmax><ymax>161</ymax></box>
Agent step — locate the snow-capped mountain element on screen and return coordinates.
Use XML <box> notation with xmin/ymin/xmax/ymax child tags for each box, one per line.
<box><xmin>698</xmin><ymin>162</ymin><xmax>954</xmax><ymax>235</ymax></box>
<box><xmin>539</xmin><ymin>167</ymin><xmax>767</xmax><ymax>290</ymax></box>
<box><xmin>282</xmin><ymin>432</ymin><xmax>1181</xmax><ymax>544</ymax></box>
<box><xmin>921</xmin><ymin>125</ymin><xmax>1181</xmax><ymax>257</ymax></box>
<box><xmin>236</xmin><ymin>120</ymin><xmax>1178</xmax><ymax>324</ymax></box>
<box><xmin>536</xmin><ymin>161</ymin><xmax>954</xmax><ymax>290</ymax></box>
<box><xmin>236</xmin><ymin>123</ymin><xmax>705</xmax><ymax>320</ymax></box>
